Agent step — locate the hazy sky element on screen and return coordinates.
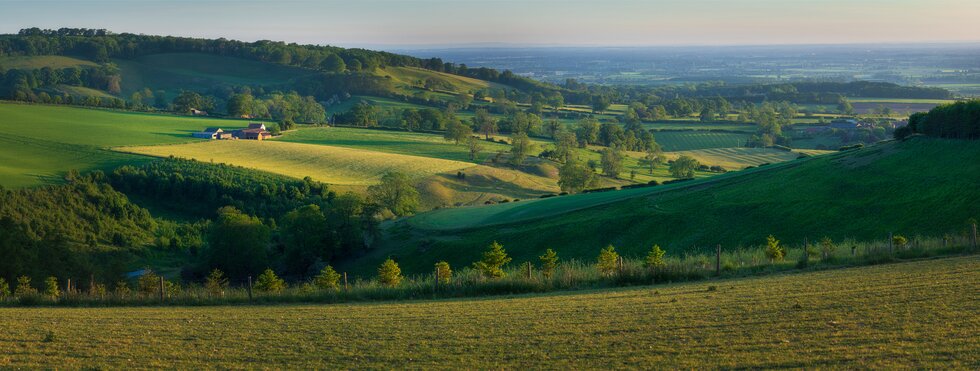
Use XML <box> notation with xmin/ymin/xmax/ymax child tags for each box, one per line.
<box><xmin>1</xmin><ymin>0</ymin><xmax>978</xmax><ymax>48</ymax></box>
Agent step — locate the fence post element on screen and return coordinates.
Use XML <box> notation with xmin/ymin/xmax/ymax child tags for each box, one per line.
<box><xmin>66</xmin><ymin>278</ymin><xmax>71</xmax><ymax>297</ymax></box>
<box><xmin>343</xmin><ymin>272</ymin><xmax>349</xmax><ymax>291</ymax></box>
<box><xmin>972</xmin><ymin>223</ymin><xmax>978</xmax><ymax>250</ymax></box>
<box><xmin>434</xmin><ymin>269</ymin><xmax>439</xmax><ymax>289</ymax></box>
<box><xmin>159</xmin><ymin>276</ymin><xmax>165</xmax><ymax>302</ymax></box>
<box><xmin>851</xmin><ymin>245</ymin><xmax>856</xmax><ymax>257</ymax></box>
<box><xmin>888</xmin><ymin>232</ymin><xmax>894</xmax><ymax>254</ymax></box>
<box><xmin>617</xmin><ymin>256</ymin><xmax>624</xmax><ymax>275</ymax></box>
<box><xmin>526</xmin><ymin>262</ymin><xmax>532</xmax><ymax>280</ymax></box>
<box><xmin>715</xmin><ymin>244</ymin><xmax>721</xmax><ymax>276</ymax></box>
<box><xmin>247</xmin><ymin>276</ymin><xmax>253</xmax><ymax>301</ymax></box>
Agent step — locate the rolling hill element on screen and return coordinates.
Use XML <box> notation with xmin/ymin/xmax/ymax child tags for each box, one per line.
<box><xmin>342</xmin><ymin>137</ymin><xmax>980</xmax><ymax>275</ymax></box>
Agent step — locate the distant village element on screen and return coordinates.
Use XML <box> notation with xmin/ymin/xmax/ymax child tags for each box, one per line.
<box><xmin>192</xmin><ymin>123</ymin><xmax>272</xmax><ymax>140</ymax></box>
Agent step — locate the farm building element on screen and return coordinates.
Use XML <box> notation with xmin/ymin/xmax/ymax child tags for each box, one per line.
<box><xmin>192</xmin><ymin>127</ymin><xmax>232</xmax><ymax>139</ymax></box>
<box><xmin>232</xmin><ymin>123</ymin><xmax>272</xmax><ymax>140</ymax></box>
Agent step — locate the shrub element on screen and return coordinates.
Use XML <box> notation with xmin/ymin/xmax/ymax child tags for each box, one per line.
<box><xmin>313</xmin><ymin>265</ymin><xmax>341</xmax><ymax>290</ymax></box>
<box><xmin>14</xmin><ymin>276</ymin><xmax>36</xmax><ymax>297</ymax></box>
<box><xmin>597</xmin><ymin>245</ymin><xmax>620</xmax><ymax>276</ymax></box>
<box><xmin>820</xmin><ymin>236</ymin><xmax>836</xmax><ymax>258</ymax></box>
<box><xmin>113</xmin><ymin>281</ymin><xmax>131</xmax><ymax>297</ymax></box>
<box><xmin>539</xmin><ymin>249</ymin><xmax>559</xmax><ymax>279</ymax></box>
<box><xmin>204</xmin><ymin>269</ymin><xmax>229</xmax><ymax>297</ymax></box>
<box><xmin>378</xmin><ymin>259</ymin><xmax>403</xmax><ymax>287</ymax></box>
<box><xmin>254</xmin><ymin>268</ymin><xmax>286</xmax><ymax>293</ymax></box>
<box><xmin>644</xmin><ymin>245</ymin><xmax>667</xmax><ymax>269</ymax></box>
<box><xmin>434</xmin><ymin>261</ymin><xmax>452</xmax><ymax>285</ymax></box>
<box><xmin>892</xmin><ymin>235</ymin><xmax>908</xmax><ymax>249</ymax></box>
<box><xmin>473</xmin><ymin>241</ymin><xmax>512</xmax><ymax>279</ymax></box>
<box><xmin>0</xmin><ymin>277</ymin><xmax>10</xmax><ymax>299</ymax></box>
<box><xmin>137</xmin><ymin>270</ymin><xmax>161</xmax><ymax>297</ymax></box>
<box><xmin>764</xmin><ymin>235</ymin><xmax>785</xmax><ymax>262</ymax></box>
<box><xmin>44</xmin><ymin>277</ymin><xmax>61</xmax><ymax>299</ymax></box>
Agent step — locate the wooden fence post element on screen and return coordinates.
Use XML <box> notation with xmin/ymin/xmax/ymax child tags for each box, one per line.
<box><xmin>434</xmin><ymin>269</ymin><xmax>439</xmax><ymax>289</ymax></box>
<box><xmin>888</xmin><ymin>232</ymin><xmax>894</xmax><ymax>254</ymax></box>
<box><xmin>803</xmin><ymin>237</ymin><xmax>809</xmax><ymax>265</ymax></box>
<box><xmin>343</xmin><ymin>272</ymin><xmax>349</xmax><ymax>291</ymax></box>
<box><xmin>159</xmin><ymin>276</ymin><xmax>165</xmax><ymax>302</ymax></box>
<box><xmin>247</xmin><ymin>276</ymin><xmax>253</xmax><ymax>301</ymax></box>
<box><xmin>66</xmin><ymin>278</ymin><xmax>71</xmax><ymax>297</ymax></box>
<box><xmin>715</xmin><ymin>244</ymin><xmax>721</xmax><ymax>276</ymax></box>
<box><xmin>617</xmin><ymin>256</ymin><xmax>624</xmax><ymax>275</ymax></box>
<box><xmin>526</xmin><ymin>262</ymin><xmax>532</xmax><ymax>280</ymax></box>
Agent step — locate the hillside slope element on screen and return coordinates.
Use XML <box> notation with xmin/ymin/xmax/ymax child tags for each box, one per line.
<box><xmin>2</xmin><ymin>256</ymin><xmax>977</xmax><ymax>368</ymax></box>
<box><xmin>348</xmin><ymin>138</ymin><xmax>980</xmax><ymax>274</ymax></box>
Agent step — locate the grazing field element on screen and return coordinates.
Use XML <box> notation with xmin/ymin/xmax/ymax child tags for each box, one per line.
<box><xmin>372</xmin><ymin>138</ymin><xmax>980</xmax><ymax>275</ymax></box>
<box><xmin>0</xmin><ymin>103</ymin><xmax>259</xmax><ymax>187</ymax></box>
<box><xmin>653</xmin><ymin>131</ymin><xmax>752</xmax><ymax>151</ymax></box>
<box><xmin>1</xmin><ymin>256</ymin><xmax>976</xmax><ymax>368</ymax></box>
<box><xmin>668</xmin><ymin>147</ymin><xmax>801</xmax><ymax>169</ymax></box>
<box><xmin>119</xmin><ymin>140</ymin><xmax>474</xmax><ymax>186</ymax></box>
<box><xmin>380</xmin><ymin>66</ymin><xmax>511</xmax><ymax>93</ymax></box>
<box><xmin>115</xmin><ymin>53</ymin><xmax>316</xmax><ymax>94</ymax></box>
<box><xmin>0</xmin><ymin>55</ymin><xmax>98</xmax><ymax>69</ymax></box>
<box><xmin>644</xmin><ymin>122</ymin><xmax>757</xmax><ymax>132</ymax></box>
<box><xmin>276</xmin><ymin>126</ymin><xmax>511</xmax><ymax>163</ymax></box>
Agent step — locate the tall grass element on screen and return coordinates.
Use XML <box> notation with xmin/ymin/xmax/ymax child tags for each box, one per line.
<box><xmin>2</xmin><ymin>233</ymin><xmax>975</xmax><ymax>307</ymax></box>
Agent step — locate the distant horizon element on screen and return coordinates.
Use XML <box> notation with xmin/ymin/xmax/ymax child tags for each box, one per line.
<box><xmin>1</xmin><ymin>0</ymin><xmax>978</xmax><ymax>49</ymax></box>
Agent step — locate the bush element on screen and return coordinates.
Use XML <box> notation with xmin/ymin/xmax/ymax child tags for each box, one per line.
<box><xmin>644</xmin><ymin>245</ymin><xmax>666</xmax><ymax>269</ymax></box>
<box><xmin>204</xmin><ymin>269</ymin><xmax>229</xmax><ymax>297</ymax></box>
<box><xmin>254</xmin><ymin>268</ymin><xmax>286</xmax><ymax>293</ymax></box>
<box><xmin>44</xmin><ymin>277</ymin><xmax>61</xmax><ymax>299</ymax></box>
<box><xmin>434</xmin><ymin>261</ymin><xmax>452</xmax><ymax>285</ymax></box>
<box><xmin>0</xmin><ymin>278</ymin><xmax>10</xmax><ymax>299</ymax></box>
<box><xmin>378</xmin><ymin>259</ymin><xmax>403</xmax><ymax>287</ymax></box>
<box><xmin>473</xmin><ymin>241</ymin><xmax>512</xmax><ymax>279</ymax></box>
<box><xmin>820</xmin><ymin>236</ymin><xmax>836</xmax><ymax>259</ymax></box>
<box><xmin>764</xmin><ymin>235</ymin><xmax>785</xmax><ymax>262</ymax></box>
<box><xmin>597</xmin><ymin>245</ymin><xmax>620</xmax><ymax>276</ymax></box>
<box><xmin>138</xmin><ymin>270</ymin><xmax>161</xmax><ymax>298</ymax></box>
<box><xmin>539</xmin><ymin>249</ymin><xmax>559</xmax><ymax>279</ymax></box>
<box><xmin>893</xmin><ymin>235</ymin><xmax>908</xmax><ymax>249</ymax></box>
<box><xmin>314</xmin><ymin>265</ymin><xmax>341</xmax><ymax>290</ymax></box>
<box><xmin>113</xmin><ymin>281</ymin><xmax>131</xmax><ymax>298</ymax></box>
<box><xmin>14</xmin><ymin>276</ymin><xmax>36</xmax><ymax>297</ymax></box>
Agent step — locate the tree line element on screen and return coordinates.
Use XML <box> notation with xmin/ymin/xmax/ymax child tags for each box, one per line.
<box><xmin>896</xmin><ymin>100</ymin><xmax>980</xmax><ymax>140</ymax></box>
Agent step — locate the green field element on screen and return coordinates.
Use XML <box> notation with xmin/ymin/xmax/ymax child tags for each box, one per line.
<box><xmin>276</xmin><ymin>127</ymin><xmax>511</xmax><ymax>163</ymax></box>
<box><xmin>669</xmin><ymin>147</ymin><xmax>800</xmax><ymax>169</ymax></box>
<box><xmin>0</xmin><ymin>103</ymin><xmax>262</xmax><ymax>187</ymax></box>
<box><xmin>0</xmin><ymin>55</ymin><xmax>98</xmax><ymax>69</ymax></box>
<box><xmin>653</xmin><ymin>131</ymin><xmax>752</xmax><ymax>151</ymax></box>
<box><xmin>115</xmin><ymin>53</ymin><xmax>316</xmax><ymax>94</ymax></box>
<box><xmin>362</xmin><ymin>138</ymin><xmax>980</xmax><ymax>275</ymax></box>
<box><xmin>1</xmin><ymin>256</ymin><xmax>976</xmax><ymax>368</ymax></box>
<box><xmin>119</xmin><ymin>140</ymin><xmax>474</xmax><ymax>186</ymax></box>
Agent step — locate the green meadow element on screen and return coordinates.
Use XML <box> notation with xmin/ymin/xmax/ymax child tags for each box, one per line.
<box><xmin>0</xmin><ymin>256</ymin><xmax>975</xmax><ymax>369</ymax></box>
<box><xmin>0</xmin><ymin>103</ymin><xmax>264</xmax><ymax>187</ymax></box>
<box><xmin>364</xmin><ymin>138</ymin><xmax>980</xmax><ymax>275</ymax></box>
<box><xmin>276</xmin><ymin>126</ymin><xmax>511</xmax><ymax>163</ymax></box>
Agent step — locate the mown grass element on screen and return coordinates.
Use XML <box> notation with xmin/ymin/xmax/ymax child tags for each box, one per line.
<box><xmin>0</xmin><ymin>255</ymin><xmax>976</xmax><ymax>368</ymax></box>
<box><xmin>276</xmin><ymin>126</ymin><xmax>511</xmax><ymax>163</ymax></box>
<box><xmin>0</xmin><ymin>102</ymin><xmax>261</xmax><ymax>187</ymax></box>
<box><xmin>653</xmin><ymin>130</ymin><xmax>752</xmax><ymax>151</ymax></box>
<box><xmin>372</xmin><ymin>138</ymin><xmax>980</xmax><ymax>275</ymax></box>
<box><xmin>668</xmin><ymin>147</ymin><xmax>800</xmax><ymax>169</ymax></box>
<box><xmin>119</xmin><ymin>140</ymin><xmax>474</xmax><ymax>186</ymax></box>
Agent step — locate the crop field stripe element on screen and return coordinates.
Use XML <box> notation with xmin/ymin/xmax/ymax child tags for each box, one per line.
<box><xmin>0</xmin><ymin>256</ymin><xmax>975</xmax><ymax>368</ymax></box>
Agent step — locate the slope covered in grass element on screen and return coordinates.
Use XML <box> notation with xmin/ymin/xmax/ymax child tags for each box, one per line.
<box><xmin>1</xmin><ymin>256</ymin><xmax>976</xmax><ymax>368</ymax></box>
<box><xmin>0</xmin><ymin>103</ymin><xmax>260</xmax><ymax>187</ymax></box>
<box><xmin>361</xmin><ymin>138</ymin><xmax>980</xmax><ymax>275</ymax></box>
<box><xmin>0</xmin><ymin>55</ymin><xmax>98</xmax><ymax>69</ymax></box>
<box><xmin>115</xmin><ymin>52</ymin><xmax>316</xmax><ymax>94</ymax></box>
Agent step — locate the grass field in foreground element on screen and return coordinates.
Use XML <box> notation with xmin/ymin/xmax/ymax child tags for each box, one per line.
<box><xmin>276</xmin><ymin>126</ymin><xmax>511</xmax><ymax>163</ymax></box>
<box><xmin>0</xmin><ymin>103</ymin><xmax>261</xmax><ymax>187</ymax></box>
<box><xmin>119</xmin><ymin>140</ymin><xmax>474</xmax><ymax>186</ymax></box>
<box><xmin>1</xmin><ymin>256</ymin><xmax>976</xmax><ymax>368</ymax></box>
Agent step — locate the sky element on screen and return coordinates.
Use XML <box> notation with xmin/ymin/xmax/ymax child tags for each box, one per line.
<box><xmin>1</xmin><ymin>0</ymin><xmax>978</xmax><ymax>48</ymax></box>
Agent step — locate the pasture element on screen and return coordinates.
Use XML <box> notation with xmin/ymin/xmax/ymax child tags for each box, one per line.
<box><xmin>277</xmin><ymin>126</ymin><xmax>510</xmax><ymax>163</ymax></box>
<box><xmin>0</xmin><ymin>55</ymin><xmax>98</xmax><ymax>69</ymax></box>
<box><xmin>668</xmin><ymin>147</ymin><xmax>801</xmax><ymax>169</ymax></box>
<box><xmin>0</xmin><ymin>103</ymin><xmax>257</xmax><ymax>187</ymax></box>
<box><xmin>0</xmin><ymin>256</ymin><xmax>975</xmax><ymax>368</ymax></box>
<box><xmin>119</xmin><ymin>140</ymin><xmax>474</xmax><ymax>186</ymax></box>
<box><xmin>374</xmin><ymin>138</ymin><xmax>980</xmax><ymax>274</ymax></box>
<box><xmin>653</xmin><ymin>131</ymin><xmax>752</xmax><ymax>151</ymax></box>
<box><xmin>114</xmin><ymin>53</ymin><xmax>316</xmax><ymax>94</ymax></box>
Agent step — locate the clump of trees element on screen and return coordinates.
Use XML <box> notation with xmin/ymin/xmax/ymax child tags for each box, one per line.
<box><xmin>897</xmin><ymin>100</ymin><xmax>980</xmax><ymax>140</ymax></box>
